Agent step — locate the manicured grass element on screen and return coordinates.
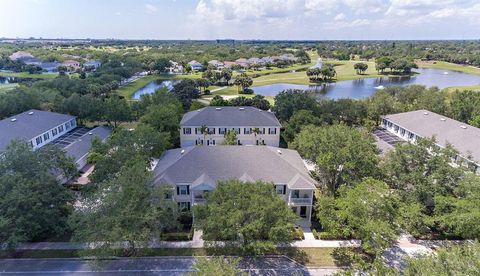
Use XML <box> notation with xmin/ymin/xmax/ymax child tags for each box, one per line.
<box><xmin>0</xmin><ymin>71</ymin><xmax>58</xmax><ymax>79</ymax></box>
<box><xmin>0</xmin><ymin>83</ymin><xmax>19</xmax><ymax>93</ymax></box>
<box><xmin>0</xmin><ymin>247</ymin><xmax>354</xmax><ymax>267</ymax></box>
<box><xmin>445</xmin><ymin>85</ymin><xmax>480</xmax><ymax>93</ymax></box>
<box><xmin>417</xmin><ymin>60</ymin><xmax>480</xmax><ymax>76</ymax></box>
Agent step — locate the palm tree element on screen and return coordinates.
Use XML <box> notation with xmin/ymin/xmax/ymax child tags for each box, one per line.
<box><xmin>252</xmin><ymin>128</ymin><xmax>260</xmax><ymax>145</ymax></box>
<box><xmin>200</xmin><ymin>124</ymin><xmax>208</xmax><ymax>146</ymax></box>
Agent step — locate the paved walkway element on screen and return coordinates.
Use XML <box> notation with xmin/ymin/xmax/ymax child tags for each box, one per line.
<box><xmin>302</xmin><ymin>227</ymin><xmax>316</xmax><ymax>241</ymax></box>
<box><xmin>383</xmin><ymin>234</ymin><xmax>434</xmax><ymax>271</ymax></box>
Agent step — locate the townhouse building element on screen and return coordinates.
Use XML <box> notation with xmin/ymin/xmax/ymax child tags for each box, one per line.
<box><xmin>381</xmin><ymin>109</ymin><xmax>480</xmax><ymax>174</ymax></box>
<box><xmin>180</xmin><ymin>106</ymin><xmax>281</xmax><ymax>147</ymax></box>
<box><xmin>153</xmin><ymin>146</ymin><xmax>316</xmax><ymax>226</ymax></box>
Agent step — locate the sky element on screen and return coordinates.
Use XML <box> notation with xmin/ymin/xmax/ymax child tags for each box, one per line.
<box><xmin>0</xmin><ymin>0</ymin><xmax>479</xmax><ymax>40</ymax></box>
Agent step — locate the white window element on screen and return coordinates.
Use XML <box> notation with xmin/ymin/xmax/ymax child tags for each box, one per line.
<box><xmin>65</xmin><ymin>122</ymin><xmax>70</xmax><ymax>130</ymax></box>
<box><xmin>178</xmin><ymin>202</ymin><xmax>190</xmax><ymax>211</ymax></box>
<box><xmin>58</xmin><ymin>125</ymin><xmax>64</xmax><ymax>133</ymax></box>
<box><xmin>244</xmin><ymin>128</ymin><xmax>252</xmax><ymax>134</ymax></box>
<box><xmin>35</xmin><ymin>136</ymin><xmax>43</xmax><ymax>145</ymax></box>
<box><xmin>183</xmin><ymin>128</ymin><xmax>191</xmax><ymax>135</ymax></box>
<box><xmin>52</xmin><ymin>128</ymin><xmax>58</xmax><ymax>136</ymax></box>
<box><xmin>43</xmin><ymin>132</ymin><xmax>50</xmax><ymax>141</ymax></box>
<box><xmin>177</xmin><ymin>185</ymin><xmax>189</xmax><ymax>195</ymax></box>
<box><xmin>219</xmin><ymin>128</ymin><xmax>227</xmax><ymax>135</ymax></box>
<box><xmin>276</xmin><ymin>185</ymin><xmax>286</xmax><ymax>195</ymax></box>
<box><xmin>268</xmin><ymin>128</ymin><xmax>277</xmax><ymax>135</ymax></box>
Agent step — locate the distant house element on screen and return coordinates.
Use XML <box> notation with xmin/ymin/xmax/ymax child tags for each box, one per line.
<box><xmin>280</xmin><ymin>53</ymin><xmax>298</xmax><ymax>62</ymax></box>
<box><xmin>21</xmin><ymin>57</ymin><xmax>42</xmax><ymax>66</ymax></box>
<box><xmin>188</xmin><ymin>60</ymin><xmax>203</xmax><ymax>71</ymax></box>
<box><xmin>83</xmin><ymin>60</ymin><xmax>101</xmax><ymax>71</ymax></box>
<box><xmin>40</xmin><ymin>61</ymin><xmax>60</xmax><ymax>73</ymax></box>
<box><xmin>247</xmin><ymin>57</ymin><xmax>261</xmax><ymax>65</ymax></box>
<box><xmin>260</xmin><ymin>56</ymin><xmax>274</xmax><ymax>64</ymax></box>
<box><xmin>180</xmin><ymin>106</ymin><xmax>281</xmax><ymax>147</ymax></box>
<box><xmin>223</xmin><ymin>61</ymin><xmax>237</xmax><ymax>69</ymax></box>
<box><xmin>207</xmin><ymin>60</ymin><xmax>224</xmax><ymax>69</ymax></box>
<box><xmin>0</xmin><ymin>109</ymin><xmax>111</xmax><ymax>176</ymax></box>
<box><xmin>167</xmin><ymin>61</ymin><xmax>184</xmax><ymax>74</ymax></box>
<box><xmin>152</xmin><ymin>146</ymin><xmax>316</xmax><ymax>226</ymax></box>
<box><xmin>61</xmin><ymin>60</ymin><xmax>81</xmax><ymax>72</ymax></box>
<box><xmin>235</xmin><ymin>58</ymin><xmax>248</xmax><ymax>68</ymax></box>
<box><xmin>9</xmin><ymin>51</ymin><xmax>34</xmax><ymax>61</ymax></box>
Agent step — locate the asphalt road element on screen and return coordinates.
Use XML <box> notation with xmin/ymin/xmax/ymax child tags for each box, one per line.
<box><xmin>0</xmin><ymin>256</ymin><xmax>338</xmax><ymax>275</ymax></box>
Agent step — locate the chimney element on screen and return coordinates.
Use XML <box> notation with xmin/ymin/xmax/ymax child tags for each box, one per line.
<box><xmin>28</xmin><ymin>111</ymin><xmax>34</xmax><ymax>115</ymax></box>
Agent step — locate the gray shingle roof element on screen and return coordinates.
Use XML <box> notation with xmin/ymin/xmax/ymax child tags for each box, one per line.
<box><xmin>62</xmin><ymin>126</ymin><xmax>111</xmax><ymax>165</ymax></box>
<box><xmin>153</xmin><ymin>146</ymin><xmax>316</xmax><ymax>189</ymax></box>
<box><xmin>0</xmin><ymin>109</ymin><xmax>76</xmax><ymax>153</ymax></box>
<box><xmin>383</xmin><ymin>109</ymin><xmax>480</xmax><ymax>163</ymax></box>
<box><xmin>181</xmin><ymin>106</ymin><xmax>281</xmax><ymax>127</ymax></box>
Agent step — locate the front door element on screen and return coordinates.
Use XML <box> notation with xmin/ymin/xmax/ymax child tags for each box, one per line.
<box><xmin>300</xmin><ymin>206</ymin><xmax>307</xmax><ymax>218</ymax></box>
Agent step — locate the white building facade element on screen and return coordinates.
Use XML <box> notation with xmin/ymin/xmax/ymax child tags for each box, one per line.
<box><xmin>180</xmin><ymin>106</ymin><xmax>281</xmax><ymax>147</ymax></box>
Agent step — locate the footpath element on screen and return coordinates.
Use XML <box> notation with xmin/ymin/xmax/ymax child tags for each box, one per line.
<box><xmin>9</xmin><ymin>230</ymin><xmax>360</xmax><ymax>251</ymax></box>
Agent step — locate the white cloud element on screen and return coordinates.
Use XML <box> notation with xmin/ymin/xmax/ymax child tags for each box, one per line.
<box><xmin>334</xmin><ymin>13</ymin><xmax>346</xmax><ymax>21</ymax></box>
<box><xmin>145</xmin><ymin>3</ymin><xmax>158</xmax><ymax>14</ymax></box>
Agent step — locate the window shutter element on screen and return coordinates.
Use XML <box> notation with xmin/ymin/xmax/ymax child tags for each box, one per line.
<box><xmin>283</xmin><ymin>185</ymin><xmax>286</xmax><ymax>195</ymax></box>
<box><xmin>186</xmin><ymin>185</ymin><xmax>190</xmax><ymax>195</ymax></box>
<box><xmin>188</xmin><ymin>202</ymin><xmax>191</xmax><ymax>210</ymax></box>
<box><xmin>176</xmin><ymin>186</ymin><xmax>180</xmax><ymax>195</ymax></box>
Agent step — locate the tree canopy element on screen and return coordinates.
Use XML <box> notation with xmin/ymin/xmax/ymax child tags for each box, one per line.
<box><xmin>194</xmin><ymin>180</ymin><xmax>297</xmax><ymax>255</ymax></box>
<box><xmin>0</xmin><ymin>140</ymin><xmax>76</xmax><ymax>249</ymax></box>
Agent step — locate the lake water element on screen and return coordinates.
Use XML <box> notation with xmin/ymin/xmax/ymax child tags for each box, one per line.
<box><xmin>0</xmin><ymin>76</ymin><xmax>17</xmax><ymax>84</ymax></box>
<box><xmin>132</xmin><ymin>80</ymin><xmax>176</xmax><ymax>100</ymax></box>
<box><xmin>252</xmin><ymin>68</ymin><xmax>480</xmax><ymax>100</ymax></box>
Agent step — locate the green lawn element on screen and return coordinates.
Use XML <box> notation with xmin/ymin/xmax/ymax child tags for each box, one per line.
<box><xmin>418</xmin><ymin>61</ymin><xmax>480</xmax><ymax>76</ymax></box>
<box><xmin>0</xmin><ymin>247</ymin><xmax>355</xmax><ymax>267</ymax></box>
<box><xmin>0</xmin><ymin>83</ymin><xmax>19</xmax><ymax>93</ymax></box>
<box><xmin>0</xmin><ymin>71</ymin><xmax>58</xmax><ymax>79</ymax></box>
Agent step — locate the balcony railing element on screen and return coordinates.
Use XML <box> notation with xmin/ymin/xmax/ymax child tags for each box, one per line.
<box><xmin>289</xmin><ymin>197</ymin><xmax>312</xmax><ymax>205</ymax></box>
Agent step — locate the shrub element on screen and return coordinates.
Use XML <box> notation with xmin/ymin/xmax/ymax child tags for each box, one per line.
<box><xmin>292</xmin><ymin>227</ymin><xmax>304</xmax><ymax>240</ymax></box>
<box><xmin>204</xmin><ymin>89</ymin><xmax>211</xmax><ymax>95</ymax></box>
<box><xmin>318</xmin><ymin>231</ymin><xmax>346</xmax><ymax>240</ymax></box>
<box><xmin>160</xmin><ymin>231</ymin><xmax>192</xmax><ymax>241</ymax></box>
<box><xmin>312</xmin><ymin>229</ymin><xmax>318</xmax><ymax>239</ymax></box>
<box><xmin>240</xmin><ymin>88</ymin><xmax>254</xmax><ymax>94</ymax></box>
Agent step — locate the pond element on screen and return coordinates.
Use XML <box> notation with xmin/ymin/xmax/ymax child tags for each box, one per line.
<box><xmin>0</xmin><ymin>76</ymin><xmax>17</xmax><ymax>84</ymax></box>
<box><xmin>251</xmin><ymin>68</ymin><xmax>480</xmax><ymax>100</ymax></box>
<box><xmin>132</xmin><ymin>80</ymin><xmax>176</xmax><ymax>100</ymax></box>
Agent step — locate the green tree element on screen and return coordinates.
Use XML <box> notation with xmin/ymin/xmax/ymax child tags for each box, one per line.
<box><xmin>316</xmin><ymin>178</ymin><xmax>399</xmax><ymax>255</ymax></box>
<box><xmin>319</xmin><ymin>64</ymin><xmax>336</xmax><ymax>81</ymax></box>
<box><xmin>293</xmin><ymin>125</ymin><xmax>379</xmax><ymax>196</ymax></box>
<box><xmin>353</xmin><ymin>62</ymin><xmax>368</xmax><ymax>74</ymax></box>
<box><xmin>210</xmin><ymin>95</ymin><xmax>230</xmax><ymax>106</ymax></box>
<box><xmin>89</xmin><ymin>127</ymin><xmax>171</xmax><ymax>184</ymax></box>
<box><xmin>272</xmin><ymin>89</ymin><xmax>318</xmax><ymax>122</ymax></box>
<box><xmin>188</xmin><ymin>257</ymin><xmax>244</xmax><ymax>276</ymax></box>
<box><xmin>140</xmin><ymin>103</ymin><xmax>182</xmax><ymax>146</ymax></box>
<box><xmin>194</xmin><ymin>180</ymin><xmax>297</xmax><ymax>255</ymax></box>
<box><xmin>433</xmin><ymin>174</ymin><xmax>480</xmax><ymax>239</ymax></box>
<box><xmin>233</xmin><ymin>73</ymin><xmax>253</xmax><ymax>93</ymax></box>
<box><xmin>282</xmin><ymin>109</ymin><xmax>322</xmax><ymax>144</ymax></box>
<box><xmin>382</xmin><ymin>138</ymin><xmax>464</xmax><ymax>207</ymax></box>
<box><xmin>171</xmin><ymin>79</ymin><xmax>200</xmax><ymax>110</ymax></box>
<box><xmin>70</xmin><ymin>159</ymin><xmax>179</xmax><ymax>257</ymax></box>
<box><xmin>223</xmin><ymin>129</ymin><xmax>237</xmax><ymax>145</ymax></box>
<box><xmin>404</xmin><ymin>242</ymin><xmax>480</xmax><ymax>276</ymax></box>
<box><xmin>104</xmin><ymin>96</ymin><xmax>132</xmax><ymax>128</ymax></box>
<box><xmin>0</xmin><ymin>141</ymin><xmax>76</xmax><ymax>249</ymax></box>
